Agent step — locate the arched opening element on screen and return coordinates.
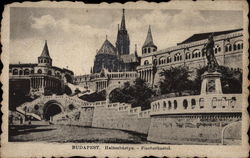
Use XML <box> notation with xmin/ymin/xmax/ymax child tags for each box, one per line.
<box><xmin>64</xmin><ymin>74</ymin><xmax>73</xmax><ymax>83</ymax></box>
<box><xmin>43</xmin><ymin>102</ymin><xmax>63</xmax><ymax>121</ymax></box>
<box><xmin>19</xmin><ymin>70</ymin><xmax>23</xmax><ymax>75</ymax></box>
<box><xmin>191</xmin><ymin>99</ymin><xmax>196</xmax><ymax>109</ymax></box>
<box><xmin>174</xmin><ymin>100</ymin><xmax>177</xmax><ymax>109</ymax></box>
<box><xmin>24</xmin><ymin>69</ymin><xmax>30</xmax><ymax>75</ymax></box>
<box><xmin>13</xmin><ymin>69</ymin><xmax>18</xmax><ymax>75</ymax></box>
<box><xmin>37</xmin><ymin>69</ymin><xmax>42</xmax><ymax>74</ymax></box>
<box><xmin>183</xmin><ymin>99</ymin><xmax>188</xmax><ymax>109</ymax></box>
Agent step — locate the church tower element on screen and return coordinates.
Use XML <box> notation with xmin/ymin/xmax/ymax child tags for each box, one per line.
<box><xmin>116</xmin><ymin>9</ymin><xmax>130</xmax><ymax>56</ymax></box>
<box><xmin>142</xmin><ymin>25</ymin><xmax>157</xmax><ymax>55</ymax></box>
<box><xmin>38</xmin><ymin>40</ymin><xmax>52</xmax><ymax>67</ymax></box>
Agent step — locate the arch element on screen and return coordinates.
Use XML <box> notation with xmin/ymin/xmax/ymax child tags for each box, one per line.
<box><xmin>174</xmin><ymin>100</ymin><xmax>177</xmax><ymax>109</ymax></box>
<box><xmin>199</xmin><ymin>98</ymin><xmax>204</xmax><ymax>108</ymax></box>
<box><xmin>159</xmin><ymin>56</ymin><xmax>166</xmax><ymax>65</ymax></box>
<box><xmin>163</xmin><ymin>101</ymin><xmax>167</xmax><ymax>108</ymax></box>
<box><xmin>64</xmin><ymin>74</ymin><xmax>73</xmax><ymax>83</ymax></box>
<box><xmin>192</xmin><ymin>49</ymin><xmax>200</xmax><ymax>58</ymax></box>
<box><xmin>144</xmin><ymin>60</ymin><xmax>149</xmax><ymax>65</ymax></box>
<box><xmin>234</xmin><ymin>40</ymin><xmax>243</xmax><ymax>51</ymax></box>
<box><xmin>37</xmin><ymin>69</ymin><xmax>42</xmax><ymax>74</ymax></box>
<box><xmin>221</xmin><ymin>121</ymin><xmax>242</xmax><ymax>145</ymax></box>
<box><xmin>24</xmin><ymin>69</ymin><xmax>30</xmax><ymax>75</ymax></box>
<box><xmin>19</xmin><ymin>70</ymin><xmax>23</xmax><ymax>75</ymax></box>
<box><xmin>48</xmin><ymin>70</ymin><xmax>52</xmax><ymax>75</ymax></box>
<box><xmin>183</xmin><ymin>99</ymin><xmax>188</xmax><ymax>109</ymax></box>
<box><xmin>191</xmin><ymin>99</ymin><xmax>196</xmax><ymax>109</ymax></box>
<box><xmin>43</xmin><ymin>100</ymin><xmax>64</xmax><ymax>121</ymax></box>
<box><xmin>148</xmin><ymin>48</ymin><xmax>151</xmax><ymax>53</ymax></box>
<box><xmin>167</xmin><ymin>56</ymin><xmax>171</xmax><ymax>63</ymax></box>
<box><xmin>153</xmin><ymin>59</ymin><xmax>157</xmax><ymax>65</ymax></box>
<box><xmin>185</xmin><ymin>52</ymin><xmax>191</xmax><ymax>59</ymax></box>
<box><xmin>106</xmin><ymin>84</ymin><xmax>124</xmax><ymax>100</ymax></box>
<box><xmin>31</xmin><ymin>70</ymin><xmax>34</xmax><ymax>74</ymax></box>
<box><xmin>168</xmin><ymin>101</ymin><xmax>172</xmax><ymax>109</ymax></box>
<box><xmin>12</xmin><ymin>69</ymin><xmax>18</xmax><ymax>75</ymax></box>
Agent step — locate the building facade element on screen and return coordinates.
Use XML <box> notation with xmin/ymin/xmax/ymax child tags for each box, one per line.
<box><xmin>92</xmin><ymin>9</ymin><xmax>139</xmax><ymax>74</ymax></box>
<box><xmin>137</xmin><ymin>28</ymin><xmax>243</xmax><ymax>86</ymax></box>
<box><xmin>9</xmin><ymin>41</ymin><xmax>74</xmax><ymax>97</ymax></box>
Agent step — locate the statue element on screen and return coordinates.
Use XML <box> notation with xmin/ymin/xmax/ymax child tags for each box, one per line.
<box><xmin>202</xmin><ymin>33</ymin><xmax>219</xmax><ymax>72</ymax></box>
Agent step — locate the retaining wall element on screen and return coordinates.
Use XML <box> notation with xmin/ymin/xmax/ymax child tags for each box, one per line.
<box><xmin>147</xmin><ymin>113</ymin><xmax>242</xmax><ymax>144</ymax></box>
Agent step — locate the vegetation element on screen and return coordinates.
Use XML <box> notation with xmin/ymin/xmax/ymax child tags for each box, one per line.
<box><xmin>109</xmin><ymin>78</ymin><xmax>155</xmax><ymax>110</ymax></box>
<box><xmin>159</xmin><ymin>65</ymin><xmax>242</xmax><ymax>96</ymax></box>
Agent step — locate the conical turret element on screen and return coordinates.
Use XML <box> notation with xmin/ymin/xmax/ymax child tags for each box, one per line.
<box><xmin>38</xmin><ymin>40</ymin><xmax>52</xmax><ymax>66</ymax></box>
<box><xmin>142</xmin><ymin>25</ymin><xmax>157</xmax><ymax>55</ymax></box>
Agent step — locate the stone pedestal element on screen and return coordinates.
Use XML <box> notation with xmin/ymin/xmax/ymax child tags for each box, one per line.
<box><xmin>200</xmin><ymin>71</ymin><xmax>222</xmax><ymax>95</ymax></box>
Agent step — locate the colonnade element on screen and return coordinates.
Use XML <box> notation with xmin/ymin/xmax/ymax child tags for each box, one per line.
<box><xmin>96</xmin><ymin>80</ymin><xmax>108</xmax><ymax>91</ymax></box>
<box><xmin>138</xmin><ymin>69</ymin><xmax>154</xmax><ymax>84</ymax></box>
<box><xmin>31</xmin><ymin>77</ymin><xmax>61</xmax><ymax>90</ymax></box>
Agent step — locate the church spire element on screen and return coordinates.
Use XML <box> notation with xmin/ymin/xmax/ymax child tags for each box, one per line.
<box><xmin>120</xmin><ymin>8</ymin><xmax>126</xmax><ymax>30</ymax></box>
<box><xmin>40</xmin><ymin>40</ymin><xmax>51</xmax><ymax>58</ymax></box>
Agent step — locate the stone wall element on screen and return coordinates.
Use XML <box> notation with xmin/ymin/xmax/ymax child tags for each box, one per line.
<box><xmin>92</xmin><ymin>104</ymin><xmax>151</xmax><ymax>134</ymax></box>
<box><xmin>147</xmin><ymin>113</ymin><xmax>241</xmax><ymax>144</ymax></box>
<box><xmin>52</xmin><ymin>107</ymin><xmax>94</xmax><ymax>127</ymax></box>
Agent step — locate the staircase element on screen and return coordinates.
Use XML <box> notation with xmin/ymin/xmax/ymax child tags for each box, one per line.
<box><xmin>16</xmin><ymin>106</ymin><xmax>42</xmax><ymax>121</ymax></box>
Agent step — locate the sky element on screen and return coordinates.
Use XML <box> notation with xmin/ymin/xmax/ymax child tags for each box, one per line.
<box><xmin>10</xmin><ymin>7</ymin><xmax>243</xmax><ymax>75</ymax></box>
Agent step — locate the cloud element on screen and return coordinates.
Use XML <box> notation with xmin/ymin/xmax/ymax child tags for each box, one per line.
<box><xmin>11</xmin><ymin>9</ymin><xmax>242</xmax><ymax>75</ymax></box>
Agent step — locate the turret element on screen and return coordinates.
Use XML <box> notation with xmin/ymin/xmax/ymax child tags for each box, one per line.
<box><xmin>38</xmin><ymin>40</ymin><xmax>52</xmax><ymax>67</ymax></box>
<box><xmin>142</xmin><ymin>25</ymin><xmax>157</xmax><ymax>55</ymax></box>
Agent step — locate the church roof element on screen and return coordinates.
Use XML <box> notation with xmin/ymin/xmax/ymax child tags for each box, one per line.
<box><xmin>40</xmin><ymin>40</ymin><xmax>51</xmax><ymax>58</ymax></box>
<box><xmin>97</xmin><ymin>39</ymin><xmax>117</xmax><ymax>55</ymax></box>
<box><xmin>143</xmin><ymin>25</ymin><xmax>157</xmax><ymax>48</ymax></box>
<box><xmin>178</xmin><ymin>28</ymin><xmax>243</xmax><ymax>45</ymax></box>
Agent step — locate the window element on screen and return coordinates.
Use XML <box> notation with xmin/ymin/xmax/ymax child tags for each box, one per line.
<box><xmin>168</xmin><ymin>101</ymin><xmax>172</xmax><ymax>109</ymax></box>
<box><xmin>192</xmin><ymin>49</ymin><xmax>200</xmax><ymax>58</ymax></box>
<box><xmin>153</xmin><ymin>59</ymin><xmax>157</xmax><ymax>65</ymax></box>
<box><xmin>19</xmin><ymin>70</ymin><xmax>23</xmax><ymax>75</ymax></box>
<box><xmin>163</xmin><ymin>101</ymin><xmax>167</xmax><ymax>108</ymax></box>
<box><xmin>225</xmin><ymin>44</ymin><xmax>232</xmax><ymax>52</ymax></box>
<box><xmin>199</xmin><ymin>98</ymin><xmax>204</xmax><ymax>109</ymax></box>
<box><xmin>233</xmin><ymin>41</ymin><xmax>243</xmax><ymax>51</ymax></box>
<box><xmin>183</xmin><ymin>99</ymin><xmax>188</xmax><ymax>109</ymax></box>
<box><xmin>31</xmin><ymin>70</ymin><xmax>34</xmax><ymax>74</ymax></box>
<box><xmin>167</xmin><ymin>56</ymin><xmax>171</xmax><ymax>63</ymax></box>
<box><xmin>185</xmin><ymin>52</ymin><xmax>191</xmax><ymax>60</ymax></box>
<box><xmin>191</xmin><ymin>99</ymin><xmax>196</xmax><ymax>109</ymax></box>
<box><xmin>148</xmin><ymin>48</ymin><xmax>151</xmax><ymax>53</ymax></box>
<box><xmin>48</xmin><ymin>70</ymin><xmax>52</xmax><ymax>75</ymax></box>
<box><xmin>24</xmin><ymin>69</ymin><xmax>29</xmax><ymax>75</ymax></box>
<box><xmin>144</xmin><ymin>60</ymin><xmax>149</xmax><ymax>65</ymax></box>
<box><xmin>13</xmin><ymin>69</ymin><xmax>18</xmax><ymax>75</ymax></box>
<box><xmin>174</xmin><ymin>53</ymin><xmax>181</xmax><ymax>62</ymax></box>
<box><xmin>159</xmin><ymin>57</ymin><xmax>165</xmax><ymax>65</ymax></box>
<box><xmin>174</xmin><ymin>100</ymin><xmax>177</xmax><ymax>109</ymax></box>
<box><xmin>212</xmin><ymin>97</ymin><xmax>217</xmax><ymax>108</ymax></box>
<box><xmin>37</xmin><ymin>69</ymin><xmax>42</xmax><ymax>74</ymax></box>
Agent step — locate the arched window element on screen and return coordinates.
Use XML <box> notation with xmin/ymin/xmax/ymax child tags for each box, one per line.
<box><xmin>31</xmin><ymin>70</ymin><xmax>34</xmax><ymax>74</ymax></box>
<box><xmin>48</xmin><ymin>70</ymin><xmax>52</xmax><ymax>75</ymax></box>
<box><xmin>168</xmin><ymin>101</ymin><xmax>172</xmax><ymax>109</ymax></box>
<box><xmin>13</xmin><ymin>69</ymin><xmax>18</xmax><ymax>75</ymax></box>
<box><xmin>185</xmin><ymin>52</ymin><xmax>191</xmax><ymax>59</ymax></box>
<box><xmin>192</xmin><ymin>49</ymin><xmax>200</xmax><ymax>58</ymax></box>
<box><xmin>37</xmin><ymin>69</ymin><xmax>42</xmax><ymax>74</ymax></box>
<box><xmin>229</xmin><ymin>45</ymin><xmax>232</xmax><ymax>51</ymax></box>
<box><xmin>174</xmin><ymin>100</ymin><xmax>177</xmax><ymax>109</ymax></box>
<box><xmin>148</xmin><ymin>48</ymin><xmax>151</xmax><ymax>53</ymax></box>
<box><xmin>167</xmin><ymin>56</ymin><xmax>171</xmax><ymax>63</ymax></box>
<box><xmin>183</xmin><ymin>99</ymin><xmax>188</xmax><ymax>109</ymax></box>
<box><xmin>24</xmin><ymin>69</ymin><xmax>29</xmax><ymax>75</ymax></box>
<box><xmin>191</xmin><ymin>99</ymin><xmax>196</xmax><ymax>109</ymax></box>
<box><xmin>19</xmin><ymin>70</ymin><xmax>23</xmax><ymax>75</ymax></box>
<box><xmin>199</xmin><ymin>98</ymin><xmax>204</xmax><ymax>109</ymax></box>
<box><xmin>174</xmin><ymin>53</ymin><xmax>181</xmax><ymax>62</ymax></box>
<box><xmin>234</xmin><ymin>40</ymin><xmax>243</xmax><ymax>51</ymax></box>
<box><xmin>163</xmin><ymin>101</ymin><xmax>167</xmax><ymax>108</ymax></box>
<box><xmin>159</xmin><ymin>57</ymin><xmax>165</xmax><ymax>65</ymax></box>
<box><xmin>144</xmin><ymin>60</ymin><xmax>149</xmax><ymax>65</ymax></box>
<box><xmin>153</xmin><ymin>59</ymin><xmax>157</xmax><ymax>65</ymax></box>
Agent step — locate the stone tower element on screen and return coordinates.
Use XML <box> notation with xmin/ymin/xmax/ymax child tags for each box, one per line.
<box><xmin>142</xmin><ymin>25</ymin><xmax>157</xmax><ymax>55</ymax></box>
<box><xmin>38</xmin><ymin>40</ymin><xmax>52</xmax><ymax>67</ymax></box>
<box><xmin>116</xmin><ymin>9</ymin><xmax>130</xmax><ymax>56</ymax></box>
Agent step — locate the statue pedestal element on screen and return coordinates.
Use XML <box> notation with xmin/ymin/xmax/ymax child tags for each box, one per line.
<box><xmin>200</xmin><ymin>71</ymin><xmax>222</xmax><ymax>95</ymax></box>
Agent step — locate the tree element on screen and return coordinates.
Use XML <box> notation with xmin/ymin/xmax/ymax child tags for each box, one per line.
<box><xmin>109</xmin><ymin>78</ymin><xmax>155</xmax><ymax>110</ymax></box>
<box><xmin>159</xmin><ymin>66</ymin><xmax>191</xmax><ymax>96</ymax></box>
